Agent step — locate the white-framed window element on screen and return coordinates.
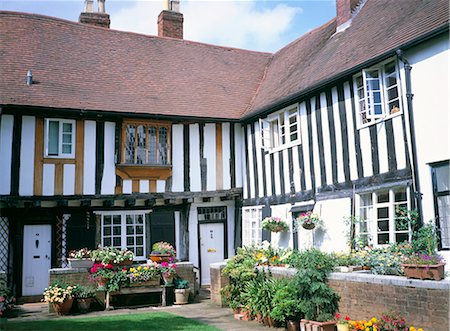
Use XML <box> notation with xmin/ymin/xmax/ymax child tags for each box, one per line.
<box><xmin>353</xmin><ymin>58</ymin><xmax>402</xmax><ymax>127</ymax></box>
<box><xmin>431</xmin><ymin>161</ymin><xmax>450</xmax><ymax>250</ymax></box>
<box><xmin>97</xmin><ymin>211</ymin><xmax>148</xmax><ymax>261</ymax></box>
<box><xmin>260</xmin><ymin>105</ymin><xmax>301</xmax><ymax>151</ymax></box>
<box><xmin>44</xmin><ymin>119</ymin><xmax>76</xmax><ymax>158</ymax></box>
<box><xmin>242</xmin><ymin>206</ymin><xmax>263</xmax><ymax>246</ymax></box>
<box><xmin>356</xmin><ymin>187</ymin><xmax>411</xmax><ymax>246</ymax></box>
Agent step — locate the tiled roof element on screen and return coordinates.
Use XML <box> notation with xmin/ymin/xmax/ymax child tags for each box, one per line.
<box><xmin>245</xmin><ymin>0</ymin><xmax>449</xmax><ymax>118</ymax></box>
<box><xmin>0</xmin><ymin>0</ymin><xmax>448</xmax><ymax>120</ymax></box>
<box><xmin>0</xmin><ymin>12</ymin><xmax>271</xmax><ymax>119</ymax></box>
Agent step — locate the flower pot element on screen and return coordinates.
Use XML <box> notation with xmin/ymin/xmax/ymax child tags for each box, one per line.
<box><xmin>76</xmin><ymin>298</ymin><xmax>92</xmax><ymax>312</ymax></box>
<box><xmin>287</xmin><ymin>320</ymin><xmax>300</xmax><ymax>331</ymax></box>
<box><xmin>302</xmin><ymin>223</ymin><xmax>316</xmax><ymax>230</ymax></box>
<box><xmin>68</xmin><ymin>258</ymin><xmax>94</xmax><ymax>269</ymax></box>
<box><xmin>162</xmin><ymin>274</ymin><xmax>174</xmax><ymax>285</ymax></box>
<box><xmin>149</xmin><ymin>254</ymin><xmax>171</xmax><ymax>263</ymax></box>
<box><xmin>308</xmin><ymin>320</ymin><xmax>337</xmax><ymax>331</ymax></box>
<box><xmin>174</xmin><ymin>288</ymin><xmax>190</xmax><ymax>305</ymax></box>
<box><xmin>402</xmin><ymin>263</ymin><xmax>445</xmax><ymax>280</ymax></box>
<box><xmin>118</xmin><ymin>259</ymin><xmax>133</xmax><ymax>266</ymax></box>
<box><xmin>271</xmin><ymin>225</ymin><xmax>286</xmax><ymax>233</ymax></box>
<box><xmin>337</xmin><ymin>324</ymin><xmax>350</xmax><ymax>331</ymax></box>
<box><xmin>52</xmin><ymin>298</ymin><xmax>73</xmax><ymax>315</ymax></box>
<box><xmin>97</xmin><ymin>277</ymin><xmax>110</xmax><ymax>287</ymax></box>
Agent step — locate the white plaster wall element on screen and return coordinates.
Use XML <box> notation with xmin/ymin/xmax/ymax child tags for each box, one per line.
<box><xmin>189</xmin><ymin>124</ymin><xmax>201</xmax><ymax>192</ymax></box>
<box><xmin>222</xmin><ymin>123</ymin><xmax>231</xmax><ymax>190</ymax></box>
<box><xmin>297</xmin><ymin>198</ymin><xmax>351</xmax><ymax>253</ymax></box>
<box><xmin>405</xmin><ymin>34</ymin><xmax>449</xmax><ymax>223</ymax></box>
<box><xmin>234</xmin><ymin>123</ymin><xmax>244</xmax><ymax>189</ymax></box>
<box><xmin>171</xmin><ymin>124</ymin><xmax>184</xmax><ymax>192</ymax></box>
<box><xmin>101</xmin><ymin>122</ymin><xmax>116</xmax><ymax>195</ymax></box>
<box><xmin>0</xmin><ymin>115</ymin><xmax>13</xmax><ymax>195</ymax></box>
<box><xmin>204</xmin><ymin>124</ymin><xmax>216</xmax><ymax>191</ymax></box>
<box><xmin>42</xmin><ymin>164</ymin><xmax>55</xmax><ymax>196</ymax></box>
<box><xmin>83</xmin><ymin>121</ymin><xmax>96</xmax><ymax>195</ymax></box>
<box><xmin>270</xmin><ymin>203</ymin><xmax>293</xmax><ymax>249</ymax></box>
<box><xmin>19</xmin><ymin>116</ymin><xmax>35</xmax><ymax>196</ymax></box>
<box><xmin>63</xmin><ymin>164</ymin><xmax>75</xmax><ymax>195</ymax></box>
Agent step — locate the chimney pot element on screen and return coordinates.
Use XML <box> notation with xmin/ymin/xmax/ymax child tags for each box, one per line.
<box><xmin>79</xmin><ymin>0</ymin><xmax>110</xmax><ymax>28</ymax></box>
<box><xmin>84</xmin><ymin>0</ymin><xmax>94</xmax><ymax>13</ymax></box>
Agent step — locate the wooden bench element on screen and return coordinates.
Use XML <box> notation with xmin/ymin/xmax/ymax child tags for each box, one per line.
<box><xmin>105</xmin><ymin>285</ymin><xmax>171</xmax><ymax>310</ymax></box>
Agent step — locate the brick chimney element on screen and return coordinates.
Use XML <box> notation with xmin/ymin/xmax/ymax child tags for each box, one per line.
<box><xmin>336</xmin><ymin>0</ymin><xmax>361</xmax><ymax>32</ymax></box>
<box><xmin>158</xmin><ymin>0</ymin><xmax>183</xmax><ymax>39</ymax></box>
<box><xmin>79</xmin><ymin>0</ymin><xmax>111</xmax><ymax>28</ymax></box>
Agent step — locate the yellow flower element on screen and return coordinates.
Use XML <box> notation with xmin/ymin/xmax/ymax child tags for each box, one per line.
<box><xmin>371</xmin><ymin>318</ymin><xmax>377</xmax><ymax>323</ymax></box>
<box><xmin>418</xmin><ymin>328</ymin><xmax>423</xmax><ymax>331</ymax></box>
<box><xmin>134</xmin><ymin>273</ymin><xmax>139</xmax><ymax>277</ymax></box>
<box><xmin>137</xmin><ymin>266</ymin><xmax>142</xmax><ymax>271</ymax></box>
<box><xmin>410</xmin><ymin>327</ymin><xmax>416</xmax><ymax>331</ymax></box>
<box><xmin>144</xmin><ymin>266</ymin><xmax>148</xmax><ymax>270</ymax></box>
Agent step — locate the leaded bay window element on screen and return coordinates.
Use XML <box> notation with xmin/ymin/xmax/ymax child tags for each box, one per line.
<box><xmin>44</xmin><ymin>119</ymin><xmax>75</xmax><ymax>158</ymax></box>
<box><xmin>356</xmin><ymin>187</ymin><xmax>411</xmax><ymax>246</ymax></box>
<box><xmin>260</xmin><ymin>105</ymin><xmax>300</xmax><ymax>150</ymax></box>
<box><xmin>99</xmin><ymin>211</ymin><xmax>147</xmax><ymax>260</ymax></box>
<box><xmin>242</xmin><ymin>206</ymin><xmax>263</xmax><ymax>246</ymax></box>
<box><xmin>123</xmin><ymin>121</ymin><xmax>171</xmax><ymax>165</ymax></box>
<box><xmin>354</xmin><ymin>59</ymin><xmax>402</xmax><ymax>127</ymax></box>
<box><xmin>431</xmin><ymin>161</ymin><xmax>450</xmax><ymax>249</ymax></box>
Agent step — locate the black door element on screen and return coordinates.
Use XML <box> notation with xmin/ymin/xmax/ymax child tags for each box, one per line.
<box><xmin>150</xmin><ymin>211</ymin><xmax>175</xmax><ymax>250</ymax></box>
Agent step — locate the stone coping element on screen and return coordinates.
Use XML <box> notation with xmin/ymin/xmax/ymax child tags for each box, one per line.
<box><xmin>211</xmin><ymin>262</ymin><xmax>450</xmax><ymax>290</ymax></box>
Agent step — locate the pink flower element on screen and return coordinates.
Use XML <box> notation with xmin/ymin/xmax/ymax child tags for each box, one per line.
<box><xmin>0</xmin><ymin>296</ymin><xmax>4</xmax><ymax>302</ymax></box>
<box><xmin>161</xmin><ymin>262</ymin><xmax>169</xmax><ymax>267</ymax></box>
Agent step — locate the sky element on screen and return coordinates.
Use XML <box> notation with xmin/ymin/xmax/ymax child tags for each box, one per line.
<box><xmin>0</xmin><ymin>0</ymin><xmax>336</xmax><ymax>53</ymax></box>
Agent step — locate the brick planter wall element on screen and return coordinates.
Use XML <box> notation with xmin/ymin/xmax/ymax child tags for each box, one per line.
<box><xmin>211</xmin><ymin>263</ymin><xmax>450</xmax><ymax>331</ymax></box>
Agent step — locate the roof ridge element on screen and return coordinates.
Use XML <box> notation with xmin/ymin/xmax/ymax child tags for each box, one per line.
<box><xmin>0</xmin><ymin>10</ymin><xmax>271</xmax><ymax>56</ymax></box>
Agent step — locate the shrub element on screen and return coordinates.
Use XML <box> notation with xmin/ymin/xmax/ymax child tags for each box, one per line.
<box><xmin>270</xmin><ymin>278</ymin><xmax>302</xmax><ymax>323</ymax></box>
<box><xmin>0</xmin><ymin>278</ymin><xmax>15</xmax><ymax>317</ymax></box>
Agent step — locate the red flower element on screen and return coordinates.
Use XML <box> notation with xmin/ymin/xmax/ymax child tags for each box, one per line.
<box><xmin>345</xmin><ymin>316</ymin><xmax>351</xmax><ymax>321</ymax></box>
<box><xmin>335</xmin><ymin>313</ymin><xmax>341</xmax><ymax>319</ymax></box>
<box><xmin>105</xmin><ymin>263</ymin><xmax>113</xmax><ymax>269</ymax></box>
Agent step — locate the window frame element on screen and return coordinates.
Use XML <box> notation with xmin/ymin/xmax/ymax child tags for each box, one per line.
<box><xmin>44</xmin><ymin>118</ymin><xmax>76</xmax><ymax>158</ymax></box>
<box><xmin>431</xmin><ymin>161</ymin><xmax>450</xmax><ymax>250</ymax></box>
<box><xmin>121</xmin><ymin>120</ymin><xmax>171</xmax><ymax>166</ymax></box>
<box><xmin>260</xmin><ymin>105</ymin><xmax>301</xmax><ymax>152</ymax></box>
<box><xmin>242</xmin><ymin>206</ymin><xmax>263</xmax><ymax>247</ymax></box>
<box><xmin>96</xmin><ymin>210</ymin><xmax>149</xmax><ymax>261</ymax></box>
<box><xmin>353</xmin><ymin>58</ymin><xmax>403</xmax><ymax>129</ymax></box>
<box><xmin>355</xmin><ymin>186</ymin><xmax>411</xmax><ymax>247</ymax></box>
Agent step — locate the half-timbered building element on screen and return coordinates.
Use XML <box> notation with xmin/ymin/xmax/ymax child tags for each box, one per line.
<box><xmin>0</xmin><ymin>0</ymin><xmax>448</xmax><ymax>298</ymax></box>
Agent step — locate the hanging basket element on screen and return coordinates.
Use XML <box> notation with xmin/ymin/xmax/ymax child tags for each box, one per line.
<box><xmin>149</xmin><ymin>254</ymin><xmax>172</xmax><ymax>263</ymax></box>
<box><xmin>271</xmin><ymin>225</ymin><xmax>287</xmax><ymax>233</ymax></box>
<box><xmin>302</xmin><ymin>222</ymin><xmax>316</xmax><ymax>230</ymax></box>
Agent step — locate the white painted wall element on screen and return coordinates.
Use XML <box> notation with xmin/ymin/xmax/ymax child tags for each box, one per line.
<box><xmin>156</xmin><ymin>180</ymin><xmax>165</xmax><ymax>193</ymax></box>
<box><xmin>42</xmin><ymin>164</ymin><xmax>55</xmax><ymax>196</ymax></box>
<box><xmin>222</xmin><ymin>123</ymin><xmax>231</xmax><ymax>190</ymax></box>
<box><xmin>122</xmin><ymin>179</ymin><xmax>132</xmax><ymax>194</ymax></box>
<box><xmin>189</xmin><ymin>124</ymin><xmax>201</xmax><ymax>192</ymax></box>
<box><xmin>101</xmin><ymin>122</ymin><xmax>116</xmax><ymax>195</ymax></box>
<box><xmin>234</xmin><ymin>123</ymin><xmax>244</xmax><ymax>189</ymax></box>
<box><xmin>405</xmin><ymin>34</ymin><xmax>450</xmax><ymax>269</ymax></box>
<box><xmin>63</xmin><ymin>164</ymin><xmax>75</xmax><ymax>195</ymax></box>
<box><xmin>0</xmin><ymin>115</ymin><xmax>13</xmax><ymax>195</ymax></box>
<box><xmin>19</xmin><ymin>116</ymin><xmax>35</xmax><ymax>196</ymax></box>
<box><xmin>171</xmin><ymin>124</ymin><xmax>184</xmax><ymax>192</ymax></box>
<box><xmin>83</xmin><ymin>120</ymin><xmax>96</xmax><ymax>195</ymax></box>
<box><xmin>140</xmin><ymin>180</ymin><xmax>149</xmax><ymax>193</ymax></box>
<box><xmin>204</xmin><ymin>124</ymin><xmax>216</xmax><ymax>191</ymax></box>
<box><xmin>270</xmin><ymin>203</ymin><xmax>293</xmax><ymax>249</ymax></box>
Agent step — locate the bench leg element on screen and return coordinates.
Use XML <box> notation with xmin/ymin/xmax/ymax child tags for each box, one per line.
<box><xmin>106</xmin><ymin>291</ymin><xmax>111</xmax><ymax>310</ymax></box>
<box><xmin>162</xmin><ymin>287</ymin><xmax>166</xmax><ymax>307</ymax></box>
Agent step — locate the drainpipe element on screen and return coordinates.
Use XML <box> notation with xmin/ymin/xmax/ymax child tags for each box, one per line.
<box><xmin>396</xmin><ymin>49</ymin><xmax>423</xmax><ymax>226</ymax></box>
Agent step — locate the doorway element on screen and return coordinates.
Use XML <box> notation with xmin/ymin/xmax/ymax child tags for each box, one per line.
<box><xmin>22</xmin><ymin>224</ymin><xmax>51</xmax><ymax>296</ymax></box>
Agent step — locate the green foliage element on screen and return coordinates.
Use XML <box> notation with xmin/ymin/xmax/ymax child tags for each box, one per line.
<box><xmin>293</xmin><ymin>269</ymin><xmax>339</xmax><ymax>322</ymax></box>
<box><xmin>270</xmin><ymin>278</ymin><xmax>302</xmax><ymax>322</ymax></box>
<box><xmin>330</xmin><ymin>252</ymin><xmax>357</xmax><ymax>267</ymax></box>
<box><xmin>174</xmin><ymin>278</ymin><xmax>189</xmax><ymax>289</ymax></box>
<box><xmin>288</xmin><ymin>249</ymin><xmax>335</xmax><ymax>277</ymax></box>
<box><xmin>72</xmin><ymin>284</ymin><xmax>97</xmax><ymax>299</ymax></box>
<box><xmin>412</xmin><ymin>221</ymin><xmax>439</xmax><ymax>255</ymax></box>
<box><xmin>106</xmin><ymin>271</ymin><xmax>128</xmax><ymax>292</ymax></box>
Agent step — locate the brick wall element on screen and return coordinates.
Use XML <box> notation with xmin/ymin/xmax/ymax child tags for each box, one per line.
<box><xmin>211</xmin><ymin>263</ymin><xmax>450</xmax><ymax>331</ymax></box>
<box><xmin>157</xmin><ymin>10</ymin><xmax>183</xmax><ymax>39</ymax></box>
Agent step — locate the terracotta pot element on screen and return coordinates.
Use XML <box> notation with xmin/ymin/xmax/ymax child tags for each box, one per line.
<box><xmin>52</xmin><ymin>298</ymin><xmax>73</xmax><ymax>315</ymax></box>
<box><xmin>256</xmin><ymin>313</ymin><xmax>263</xmax><ymax>323</ymax></box>
<box><xmin>308</xmin><ymin>320</ymin><xmax>337</xmax><ymax>331</ymax></box>
<box><xmin>118</xmin><ymin>259</ymin><xmax>133</xmax><ymax>266</ymax></box>
<box><xmin>149</xmin><ymin>254</ymin><xmax>172</xmax><ymax>263</ymax></box>
<box><xmin>287</xmin><ymin>320</ymin><xmax>300</xmax><ymax>331</ymax></box>
<box><xmin>174</xmin><ymin>288</ymin><xmax>190</xmax><ymax>305</ymax></box>
<box><xmin>402</xmin><ymin>263</ymin><xmax>445</xmax><ymax>280</ymax></box>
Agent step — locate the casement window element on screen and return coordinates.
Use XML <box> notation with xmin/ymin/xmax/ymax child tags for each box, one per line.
<box><xmin>356</xmin><ymin>187</ymin><xmax>411</xmax><ymax>246</ymax></box>
<box><xmin>123</xmin><ymin>121</ymin><xmax>171</xmax><ymax>165</ymax></box>
<box><xmin>44</xmin><ymin>119</ymin><xmax>75</xmax><ymax>158</ymax></box>
<box><xmin>431</xmin><ymin>161</ymin><xmax>450</xmax><ymax>250</ymax></box>
<box><xmin>260</xmin><ymin>105</ymin><xmax>301</xmax><ymax>150</ymax></box>
<box><xmin>99</xmin><ymin>211</ymin><xmax>148</xmax><ymax>261</ymax></box>
<box><xmin>354</xmin><ymin>59</ymin><xmax>402</xmax><ymax>127</ymax></box>
<box><xmin>242</xmin><ymin>206</ymin><xmax>263</xmax><ymax>246</ymax></box>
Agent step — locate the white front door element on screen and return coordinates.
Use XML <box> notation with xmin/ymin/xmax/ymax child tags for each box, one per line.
<box><xmin>199</xmin><ymin>223</ymin><xmax>224</xmax><ymax>285</ymax></box>
<box><xmin>22</xmin><ymin>225</ymin><xmax>51</xmax><ymax>296</ymax></box>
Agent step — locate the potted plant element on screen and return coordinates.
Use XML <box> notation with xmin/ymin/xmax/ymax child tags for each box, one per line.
<box><xmin>73</xmin><ymin>284</ymin><xmax>96</xmax><ymax>313</ymax></box>
<box><xmin>262</xmin><ymin>217</ymin><xmax>289</xmax><ymax>233</ymax></box>
<box><xmin>401</xmin><ymin>253</ymin><xmax>446</xmax><ymax>280</ymax></box>
<box><xmin>91</xmin><ymin>246</ymin><xmax>134</xmax><ymax>265</ymax></box>
<box><xmin>270</xmin><ymin>278</ymin><xmax>302</xmax><ymax>331</ymax></box>
<box><xmin>149</xmin><ymin>242</ymin><xmax>176</xmax><ymax>263</ymax></box>
<box><xmin>174</xmin><ymin>278</ymin><xmax>190</xmax><ymax>305</ymax></box>
<box><xmin>89</xmin><ymin>262</ymin><xmax>115</xmax><ymax>287</ymax></box>
<box><xmin>67</xmin><ymin>248</ymin><xmax>94</xmax><ymax>269</ymax></box>
<box><xmin>43</xmin><ymin>280</ymin><xmax>76</xmax><ymax>315</ymax></box>
<box><xmin>335</xmin><ymin>313</ymin><xmax>351</xmax><ymax>331</ymax></box>
<box><xmin>159</xmin><ymin>262</ymin><xmax>177</xmax><ymax>285</ymax></box>
<box><xmin>0</xmin><ymin>279</ymin><xmax>15</xmax><ymax>318</ymax></box>
<box><xmin>296</xmin><ymin>211</ymin><xmax>321</xmax><ymax>230</ymax></box>
<box><xmin>125</xmin><ymin>264</ymin><xmax>161</xmax><ymax>287</ymax></box>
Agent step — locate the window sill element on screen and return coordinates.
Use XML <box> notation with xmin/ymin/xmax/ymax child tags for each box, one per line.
<box><xmin>116</xmin><ymin>164</ymin><xmax>172</xmax><ymax>180</ymax></box>
<box><xmin>357</xmin><ymin>111</ymin><xmax>403</xmax><ymax>130</ymax></box>
<box><xmin>265</xmin><ymin>140</ymin><xmax>302</xmax><ymax>154</ymax></box>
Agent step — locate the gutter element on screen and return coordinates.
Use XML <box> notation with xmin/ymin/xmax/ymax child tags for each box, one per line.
<box><xmin>396</xmin><ymin>49</ymin><xmax>423</xmax><ymax>226</ymax></box>
<box><xmin>242</xmin><ymin>24</ymin><xmax>449</xmax><ymax>123</ymax></box>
